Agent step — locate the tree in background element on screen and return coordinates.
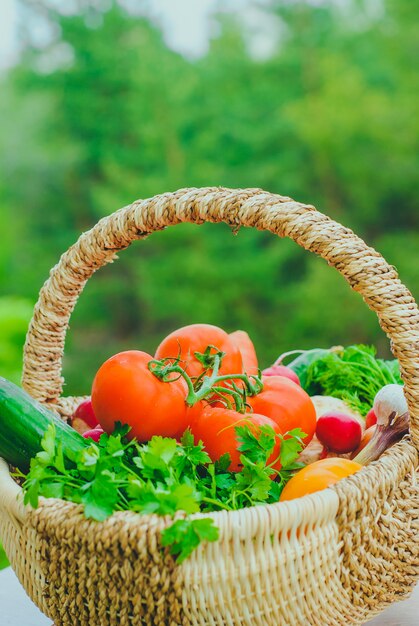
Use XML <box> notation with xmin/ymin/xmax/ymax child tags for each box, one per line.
<box><xmin>0</xmin><ymin>0</ymin><xmax>417</xmax><ymax>394</ymax></box>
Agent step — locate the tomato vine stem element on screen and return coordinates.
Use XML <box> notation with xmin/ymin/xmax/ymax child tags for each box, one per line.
<box><xmin>148</xmin><ymin>347</ymin><xmax>264</xmax><ymax>413</ymax></box>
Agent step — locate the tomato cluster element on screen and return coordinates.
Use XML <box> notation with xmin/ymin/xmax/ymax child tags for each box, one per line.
<box><xmin>89</xmin><ymin>324</ymin><xmax>317</xmax><ymax>472</ymax></box>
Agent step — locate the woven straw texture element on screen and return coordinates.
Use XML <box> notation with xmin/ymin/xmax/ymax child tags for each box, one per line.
<box><xmin>0</xmin><ymin>187</ymin><xmax>418</xmax><ymax>625</ymax></box>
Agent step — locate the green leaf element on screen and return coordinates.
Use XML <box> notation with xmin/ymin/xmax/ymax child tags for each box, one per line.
<box><xmin>40</xmin><ymin>482</ymin><xmax>65</xmax><ymax>499</ymax></box>
<box><xmin>236</xmin><ymin>423</ymin><xmax>276</xmax><ymax>465</ymax></box>
<box><xmin>144</xmin><ymin>436</ymin><xmax>178</xmax><ymax>466</ymax></box>
<box><xmin>268</xmin><ymin>480</ymin><xmax>282</xmax><ymax>503</ymax></box>
<box><xmin>180</xmin><ymin>428</ymin><xmax>195</xmax><ymax>448</ymax></box>
<box><xmin>23</xmin><ymin>478</ymin><xmax>40</xmax><ymax>508</ymax></box>
<box><xmin>79</xmin><ymin>444</ymin><xmax>100</xmax><ymax>469</ymax></box>
<box><xmin>235</xmin><ymin>458</ymin><xmax>273</xmax><ymax>504</ymax></box>
<box><xmin>36</xmin><ymin>423</ymin><xmax>57</xmax><ymax>465</ymax></box>
<box><xmin>303</xmin><ymin>345</ymin><xmax>403</xmax><ymax>416</ymax></box>
<box><xmin>279</xmin><ymin>430</ymin><xmax>307</xmax><ymax>468</ymax></box>
<box><xmin>54</xmin><ymin>442</ymin><xmax>67</xmax><ymax>474</ymax></box>
<box><xmin>168</xmin><ymin>483</ymin><xmax>201</xmax><ymax>514</ymax></box>
<box><xmin>127</xmin><ymin>480</ymin><xmax>200</xmax><ymax>516</ymax></box>
<box><xmin>161</xmin><ymin>518</ymin><xmax>219</xmax><ymax>563</ymax></box>
<box><xmin>279</xmin><ymin>441</ymin><xmax>301</xmax><ymax>468</ymax></box>
<box><xmin>179</xmin><ymin>431</ymin><xmax>212</xmax><ymax>467</ymax></box>
<box><xmin>81</xmin><ymin>472</ymin><xmax>120</xmax><ymax>521</ymax></box>
<box><xmin>214</xmin><ymin>453</ymin><xmax>232</xmax><ymax>472</ymax></box>
<box><xmin>215</xmin><ymin>473</ymin><xmax>235</xmax><ymax>491</ymax></box>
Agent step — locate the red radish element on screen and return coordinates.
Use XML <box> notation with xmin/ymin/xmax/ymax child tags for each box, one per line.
<box><xmin>82</xmin><ymin>427</ymin><xmax>104</xmax><ymax>442</ymax></box>
<box><xmin>262</xmin><ymin>365</ymin><xmax>301</xmax><ymax>386</ymax></box>
<box><xmin>316</xmin><ymin>412</ymin><xmax>362</xmax><ymax>454</ymax></box>
<box><xmin>319</xmin><ymin>446</ymin><xmax>328</xmax><ymax>460</ymax></box>
<box><xmin>365</xmin><ymin>408</ymin><xmax>377</xmax><ymax>429</ymax></box>
<box><xmin>71</xmin><ymin>398</ymin><xmax>99</xmax><ymax>430</ymax></box>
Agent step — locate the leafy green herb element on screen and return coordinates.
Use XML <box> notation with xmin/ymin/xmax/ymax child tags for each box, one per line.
<box><xmin>236</xmin><ymin>423</ymin><xmax>276</xmax><ymax>464</ymax></box>
<box><xmin>296</xmin><ymin>345</ymin><xmax>402</xmax><ymax>415</ymax></box>
<box><xmin>22</xmin><ymin>423</ymin><xmax>306</xmax><ymax>562</ymax></box>
<box><xmin>161</xmin><ymin>518</ymin><xmax>219</xmax><ymax>563</ymax></box>
<box><xmin>279</xmin><ymin>428</ymin><xmax>307</xmax><ymax>466</ymax></box>
<box><xmin>284</xmin><ymin>348</ymin><xmax>332</xmax><ymax>390</ymax></box>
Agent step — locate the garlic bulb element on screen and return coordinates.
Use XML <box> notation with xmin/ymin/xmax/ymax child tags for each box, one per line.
<box><xmin>353</xmin><ymin>384</ymin><xmax>409</xmax><ymax>465</ymax></box>
<box><xmin>373</xmin><ymin>384</ymin><xmax>408</xmax><ymax>423</ymax></box>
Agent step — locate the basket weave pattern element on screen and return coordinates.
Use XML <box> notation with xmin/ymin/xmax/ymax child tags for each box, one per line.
<box><xmin>0</xmin><ymin>187</ymin><xmax>418</xmax><ymax>625</ymax></box>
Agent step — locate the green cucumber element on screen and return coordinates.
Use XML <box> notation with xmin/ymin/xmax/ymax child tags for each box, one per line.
<box><xmin>0</xmin><ymin>377</ymin><xmax>88</xmax><ymax>471</ymax></box>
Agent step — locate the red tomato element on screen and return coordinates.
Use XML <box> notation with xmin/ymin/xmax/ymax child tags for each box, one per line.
<box><xmin>92</xmin><ymin>350</ymin><xmax>189</xmax><ymax>441</ymax></box>
<box><xmin>190</xmin><ymin>406</ymin><xmax>282</xmax><ymax>472</ymax></box>
<box><xmin>229</xmin><ymin>330</ymin><xmax>258</xmax><ymax>376</ymax></box>
<box><xmin>249</xmin><ymin>376</ymin><xmax>316</xmax><ymax>446</ymax></box>
<box><xmin>173</xmin><ymin>400</ymin><xmax>206</xmax><ymax>441</ymax></box>
<box><xmin>155</xmin><ymin>323</ymin><xmax>243</xmax><ymax>379</ymax></box>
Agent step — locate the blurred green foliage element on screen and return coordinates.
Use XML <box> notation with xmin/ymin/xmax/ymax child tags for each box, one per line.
<box><xmin>0</xmin><ymin>297</ymin><xmax>33</xmax><ymax>384</ymax></box>
<box><xmin>0</xmin><ymin>0</ymin><xmax>418</xmax><ymax>397</ymax></box>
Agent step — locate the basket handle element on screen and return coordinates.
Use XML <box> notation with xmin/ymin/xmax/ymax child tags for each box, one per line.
<box><xmin>22</xmin><ymin>187</ymin><xmax>419</xmax><ymax>450</ymax></box>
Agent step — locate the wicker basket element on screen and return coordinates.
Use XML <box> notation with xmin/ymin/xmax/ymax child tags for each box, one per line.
<box><xmin>0</xmin><ymin>187</ymin><xmax>418</xmax><ymax>626</ymax></box>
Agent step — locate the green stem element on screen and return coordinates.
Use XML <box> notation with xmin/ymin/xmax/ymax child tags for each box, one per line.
<box><xmin>148</xmin><ymin>352</ymin><xmax>263</xmax><ymax>412</ymax></box>
<box><xmin>211</xmin><ymin>385</ymin><xmax>245</xmax><ymax>412</ymax></box>
<box><xmin>214</xmin><ymin>373</ymin><xmax>263</xmax><ymax>396</ymax></box>
<box><xmin>201</xmin><ymin>497</ymin><xmax>233</xmax><ymax>511</ymax></box>
<box><xmin>229</xmin><ymin>489</ymin><xmax>254</xmax><ymax>507</ymax></box>
<box><xmin>192</xmin><ymin>354</ymin><xmax>222</xmax><ymax>402</ymax></box>
<box><xmin>118</xmin><ymin>490</ymin><xmax>130</xmax><ymax>507</ymax></box>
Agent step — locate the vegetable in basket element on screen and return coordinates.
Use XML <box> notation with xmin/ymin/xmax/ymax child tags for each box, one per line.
<box><xmin>229</xmin><ymin>330</ymin><xmax>259</xmax><ymax>376</ymax></box>
<box><xmin>275</xmin><ymin>344</ymin><xmax>403</xmax><ymax>416</ymax></box>
<box><xmin>190</xmin><ymin>406</ymin><xmax>285</xmax><ymax>472</ymax></box>
<box><xmin>71</xmin><ymin>399</ymin><xmax>99</xmax><ymax>433</ymax></box>
<box><xmin>316</xmin><ymin>412</ymin><xmax>362</xmax><ymax>454</ymax></box>
<box><xmin>0</xmin><ymin>321</ymin><xmax>410</xmax><ymax>564</ymax></box>
<box><xmin>353</xmin><ymin>384</ymin><xmax>409</xmax><ymax>464</ymax></box>
<box><xmin>249</xmin><ymin>375</ymin><xmax>316</xmax><ymax>445</ymax></box>
<box><xmin>352</xmin><ymin>426</ymin><xmax>376</xmax><ymax>458</ymax></box>
<box><xmin>279</xmin><ymin>458</ymin><xmax>362</xmax><ymax>501</ymax></box>
<box><xmin>262</xmin><ymin>364</ymin><xmax>301</xmax><ymax>386</ymax></box>
<box><xmin>16</xmin><ymin>416</ymin><xmax>306</xmax><ymax>561</ymax></box>
<box><xmin>82</xmin><ymin>427</ymin><xmax>105</xmax><ymax>442</ymax></box>
<box><xmin>0</xmin><ymin>377</ymin><xmax>88</xmax><ymax>472</ymax></box>
<box><xmin>155</xmin><ymin>323</ymin><xmax>243</xmax><ymax>378</ymax></box>
<box><xmin>365</xmin><ymin>408</ymin><xmax>377</xmax><ymax>428</ymax></box>
<box><xmin>92</xmin><ymin>350</ymin><xmax>190</xmax><ymax>441</ymax></box>
<box><xmin>273</xmin><ymin>348</ymin><xmax>331</xmax><ymax>390</ymax></box>
<box><xmin>0</xmin><ymin>327</ymin><xmax>312</xmax><ymax>563</ymax></box>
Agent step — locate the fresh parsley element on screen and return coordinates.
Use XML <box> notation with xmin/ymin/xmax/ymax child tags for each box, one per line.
<box><xmin>303</xmin><ymin>344</ymin><xmax>403</xmax><ymax>415</ymax></box>
<box><xmin>21</xmin><ymin>423</ymin><xmax>306</xmax><ymax>562</ymax></box>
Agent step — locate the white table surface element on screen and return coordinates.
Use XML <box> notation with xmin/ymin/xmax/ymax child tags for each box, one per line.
<box><xmin>1</xmin><ymin>566</ymin><xmax>417</xmax><ymax>625</ymax></box>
